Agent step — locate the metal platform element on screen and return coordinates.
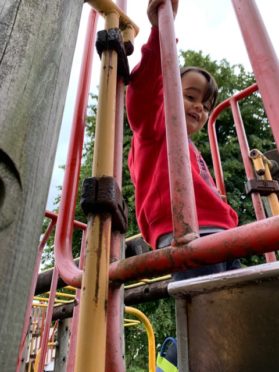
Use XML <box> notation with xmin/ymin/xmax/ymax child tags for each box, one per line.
<box><xmin>168</xmin><ymin>261</ymin><xmax>279</xmax><ymax>372</ymax></box>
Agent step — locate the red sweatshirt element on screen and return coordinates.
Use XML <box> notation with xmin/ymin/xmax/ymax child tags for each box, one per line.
<box><xmin>126</xmin><ymin>27</ymin><xmax>238</xmax><ymax>249</ymax></box>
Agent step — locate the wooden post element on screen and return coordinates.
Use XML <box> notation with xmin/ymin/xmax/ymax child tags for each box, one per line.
<box><xmin>54</xmin><ymin>319</ymin><xmax>71</xmax><ymax>372</ymax></box>
<box><xmin>0</xmin><ymin>1</ymin><xmax>83</xmax><ymax>369</ymax></box>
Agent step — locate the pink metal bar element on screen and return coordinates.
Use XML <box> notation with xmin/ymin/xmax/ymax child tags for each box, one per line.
<box><xmin>158</xmin><ymin>1</ymin><xmax>199</xmax><ymax>239</ymax></box>
<box><xmin>208</xmin><ymin>83</ymin><xmax>258</xmax><ymax>196</ymax></box>
<box><xmin>45</xmin><ymin>210</ymin><xmax>86</xmax><ymax>231</ymax></box>
<box><xmin>54</xmin><ymin>9</ymin><xmax>98</xmax><ymax>288</ymax></box>
<box><xmin>110</xmin><ymin>215</ymin><xmax>279</xmax><ymax>283</ymax></box>
<box><xmin>208</xmin><ymin>83</ymin><xmax>276</xmax><ymax>263</ymax></box>
<box><xmin>16</xmin><ymin>215</ymin><xmax>57</xmax><ymax>372</ymax></box>
<box><xmin>230</xmin><ymin>98</ymin><xmax>276</xmax><ymax>262</ymax></box>
<box><xmin>106</xmin><ymin>1</ymin><xmax>126</xmax><ymax>369</ymax></box>
<box><xmin>105</xmin><ymin>28</ymin><xmax>126</xmax><ymax>372</ymax></box>
<box><xmin>66</xmin><ymin>230</ymin><xmax>87</xmax><ymax>372</ymax></box>
<box><xmin>232</xmin><ymin>0</ymin><xmax>279</xmax><ymax>148</ymax></box>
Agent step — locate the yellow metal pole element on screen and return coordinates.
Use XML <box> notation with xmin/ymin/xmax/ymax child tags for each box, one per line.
<box><xmin>33</xmin><ymin>349</ymin><xmax>41</xmax><ymax>372</ymax></box>
<box><xmin>125</xmin><ymin>306</ymin><xmax>156</xmax><ymax>372</ymax></box>
<box><xmin>74</xmin><ymin>11</ymin><xmax>119</xmax><ymax>372</ymax></box>
<box><xmin>86</xmin><ymin>0</ymin><xmax>139</xmax><ymax>35</ymax></box>
<box><xmin>250</xmin><ymin>149</ymin><xmax>279</xmax><ymax>216</ymax></box>
<box><xmin>264</xmin><ymin>163</ymin><xmax>279</xmax><ymax>215</ymax></box>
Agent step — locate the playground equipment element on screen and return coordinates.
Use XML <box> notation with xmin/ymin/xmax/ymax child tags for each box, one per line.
<box><xmin>1</xmin><ymin>0</ymin><xmax>279</xmax><ymax>371</ymax></box>
<box><xmin>22</xmin><ymin>286</ymin><xmax>156</xmax><ymax>372</ymax></box>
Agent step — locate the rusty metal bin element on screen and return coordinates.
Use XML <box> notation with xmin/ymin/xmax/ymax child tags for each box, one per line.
<box><xmin>168</xmin><ymin>262</ymin><xmax>279</xmax><ymax>372</ymax></box>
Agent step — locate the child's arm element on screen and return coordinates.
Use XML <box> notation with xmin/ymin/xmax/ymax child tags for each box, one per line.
<box><xmin>126</xmin><ymin>26</ymin><xmax>164</xmax><ymax>139</ymax></box>
<box><xmin>126</xmin><ymin>0</ymin><xmax>178</xmax><ymax>139</ymax></box>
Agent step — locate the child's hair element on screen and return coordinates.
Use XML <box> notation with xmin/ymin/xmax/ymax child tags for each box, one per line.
<box><xmin>180</xmin><ymin>66</ymin><xmax>218</xmax><ymax>112</ymax></box>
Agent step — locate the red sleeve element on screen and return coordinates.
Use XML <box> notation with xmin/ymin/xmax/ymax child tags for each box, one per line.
<box><xmin>126</xmin><ymin>27</ymin><xmax>165</xmax><ymax>140</ymax></box>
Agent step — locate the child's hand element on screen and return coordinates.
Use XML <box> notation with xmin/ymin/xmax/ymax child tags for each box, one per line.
<box><xmin>171</xmin><ymin>232</ymin><xmax>199</xmax><ymax>247</ymax></box>
<box><xmin>147</xmin><ymin>0</ymin><xmax>179</xmax><ymax>27</ymax></box>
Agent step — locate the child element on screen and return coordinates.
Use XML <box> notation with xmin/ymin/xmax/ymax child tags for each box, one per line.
<box><xmin>126</xmin><ymin>0</ymin><xmax>240</xmax><ymax>280</ymax></box>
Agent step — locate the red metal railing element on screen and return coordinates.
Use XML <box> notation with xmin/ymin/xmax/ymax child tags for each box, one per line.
<box><xmin>109</xmin><ymin>215</ymin><xmax>279</xmax><ymax>283</ymax></box>
<box><xmin>54</xmin><ymin>9</ymin><xmax>98</xmax><ymax>288</ymax></box>
<box><xmin>105</xmin><ymin>0</ymin><xmax>127</xmax><ymax>370</ymax></box>
<box><xmin>159</xmin><ymin>0</ymin><xmax>199</xmax><ymax>241</ymax></box>
<box><xmin>232</xmin><ymin>0</ymin><xmax>279</xmax><ymax>148</ymax></box>
<box><xmin>208</xmin><ymin>83</ymin><xmax>276</xmax><ymax>262</ymax></box>
<box><xmin>16</xmin><ymin>213</ymin><xmax>57</xmax><ymax>372</ymax></box>
<box><xmin>16</xmin><ymin>211</ymin><xmax>86</xmax><ymax>372</ymax></box>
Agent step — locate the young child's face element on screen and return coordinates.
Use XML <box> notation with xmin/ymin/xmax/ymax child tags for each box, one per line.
<box><xmin>181</xmin><ymin>71</ymin><xmax>211</xmax><ymax>135</ymax></box>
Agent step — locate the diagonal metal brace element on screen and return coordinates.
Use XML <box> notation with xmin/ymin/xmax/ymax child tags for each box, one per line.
<box><xmin>96</xmin><ymin>28</ymin><xmax>130</xmax><ymax>84</ymax></box>
<box><xmin>80</xmin><ymin>176</ymin><xmax>128</xmax><ymax>233</ymax></box>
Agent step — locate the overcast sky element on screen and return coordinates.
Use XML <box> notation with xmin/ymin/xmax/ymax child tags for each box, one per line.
<box><xmin>46</xmin><ymin>0</ymin><xmax>279</xmax><ymax>210</ymax></box>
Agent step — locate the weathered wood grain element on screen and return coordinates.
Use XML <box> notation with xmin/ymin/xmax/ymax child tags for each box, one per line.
<box><xmin>0</xmin><ymin>1</ymin><xmax>84</xmax><ymax>369</ymax></box>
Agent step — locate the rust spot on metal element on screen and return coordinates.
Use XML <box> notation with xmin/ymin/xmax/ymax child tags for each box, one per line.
<box><xmin>94</xmin><ymin>224</ymin><xmax>103</xmax><ymax>303</ymax></box>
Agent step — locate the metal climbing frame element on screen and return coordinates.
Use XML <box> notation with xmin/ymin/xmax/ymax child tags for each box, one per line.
<box><xmin>19</xmin><ymin>0</ymin><xmax>279</xmax><ymax>371</ymax></box>
<box><xmin>110</xmin><ymin>0</ymin><xmax>279</xmax><ymax>282</ymax></box>
<box><xmin>207</xmin><ymin>83</ymin><xmax>277</xmax><ymax>263</ymax></box>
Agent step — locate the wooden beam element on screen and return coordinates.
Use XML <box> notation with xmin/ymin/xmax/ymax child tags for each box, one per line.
<box><xmin>0</xmin><ymin>1</ymin><xmax>83</xmax><ymax>369</ymax></box>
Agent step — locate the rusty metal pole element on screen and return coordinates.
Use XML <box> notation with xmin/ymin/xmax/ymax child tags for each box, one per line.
<box><xmin>158</xmin><ymin>0</ymin><xmax>199</xmax><ymax>240</ymax></box>
<box><xmin>74</xmin><ymin>10</ymin><xmax>119</xmax><ymax>372</ymax></box>
<box><xmin>208</xmin><ymin>84</ymin><xmax>258</xmax><ymax>198</ymax></box>
<box><xmin>105</xmin><ymin>1</ymin><xmax>126</xmax><ymax>369</ymax></box>
<box><xmin>230</xmin><ymin>98</ymin><xmax>276</xmax><ymax>263</ymax></box>
<box><xmin>232</xmin><ymin>0</ymin><xmax>279</xmax><ymax>148</ymax></box>
<box><xmin>66</xmin><ymin>231</ymin><xmax>87</xmax><ymax>372</ymax></box>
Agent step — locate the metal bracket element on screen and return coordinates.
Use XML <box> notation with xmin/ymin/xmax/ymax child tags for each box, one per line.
<box><xmin>80</xmin><ymin>176</ymin><xmax>128</xmax><ymax>233</ymax></box>
<box><xmin>245</xmin><ymin>179</ymin><xmax>279</xmax><ymax>196</ymax></box>
<box><xmin>96</xmin><ymin>28</ymin><xmax>130</xmax><ymax>85</ymax></box>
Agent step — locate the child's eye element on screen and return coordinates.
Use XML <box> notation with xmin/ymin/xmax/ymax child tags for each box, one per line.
<box><xmin>185</xmin><ymin>95</ymin><xmax>194</xmax><ymax>101</ymax></box>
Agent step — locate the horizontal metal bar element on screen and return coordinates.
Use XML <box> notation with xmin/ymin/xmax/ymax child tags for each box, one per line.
<box><xmin>109</xmin><ymin>216</ymin><xmax>279</xmax><ymax>283</ymax></box>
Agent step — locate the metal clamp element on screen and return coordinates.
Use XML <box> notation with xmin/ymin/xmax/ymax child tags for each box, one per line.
<box><xmin>80</xmin><ymin>176</ymin><xmax>128</xmax><ymax>233</ymax></box>
<box><xmin>245</xmin><ymin>179</ymin><xmax>279</xmax><ymax>196</ymax></box>
<box><xmin>96</xmin><ymin>28</ymin><xmax>130</xmax><ymax>84</ymax></box>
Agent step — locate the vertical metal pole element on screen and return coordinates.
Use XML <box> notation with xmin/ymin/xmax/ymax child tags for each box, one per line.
<box><xmin>75</xmin><ymin>11</ymin><xmax>119</xmax><ymax>372</ymax></box>
<box><xmin>158</xmin><ymin>1</ymin><xmax>199</xmax><ymax>239</ymax></box>
<box><xmin>66</xmin><ymin>231</ymin><xmax>87</xmax><ymax>372</ymax></box>
<box><xmin>105</xmin><ymin>2</ymin><xmax>126</xmax><ymax>370</ymax></box>
<box><xmin>175</xmin><ymin>299</ymin><xmax>190</xmax><ymax>372</ymax></box>
<box><xmin>230</xmin><ymin>98</ymin><xmax>276</xmax><ymax>262</ymax></box>
<box><xmin>232</xmin><ymin>0</ymin><xmax>279</xmax><ymax>148</ymax></box>
<box><xmin>158</xmin><ymin>3</ymin><xmax>198</xmax><ymax>372</ymax></box>
<box><xmin>16</xmin><ymin>218</ymin><xmax>56</xmax><ymax>372</ymax></box>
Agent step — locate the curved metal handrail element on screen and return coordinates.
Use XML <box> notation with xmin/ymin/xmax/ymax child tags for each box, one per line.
<box><xmin>54</xmin><ymin>9</ymin><xmax>98</xmax><ymax>288</ymax></box>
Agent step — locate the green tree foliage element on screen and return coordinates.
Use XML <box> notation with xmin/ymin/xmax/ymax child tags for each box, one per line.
<box><xmin>42</xmin><ymin>50</ymin><xmax>276</xmax><ymax>370</ymax></box>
